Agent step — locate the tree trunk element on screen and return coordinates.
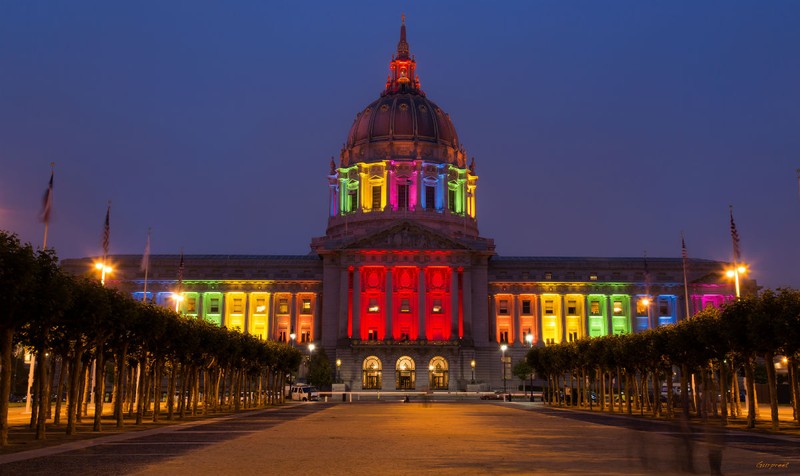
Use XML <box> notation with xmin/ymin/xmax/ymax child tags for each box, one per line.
<box><xmin>680</xmin><ymin>364</ymin><xmax>690</xmax><ymax>419</ymax></box>
<box><xmin>53</xmin><ymin>356</ymin><xmax>68</xmax><ymax>426</ymax></box>
<box><xmin>152</xmin><ymin>359</ymin><xmax>162</xmax><ymax>422</ymax></box>
<box><xmin>167</xmin><ymin>362</ymin><xmax>176</xmax><ymax>420</ymax></box>
<box><xmin>744</xmin><ymin>356</ymin><xmax>757</xmax><ymax>428</ymax></box>
<box><xmin>93</xmin><ymin>340</ymin><xmax>106</xmax><ymax>432</ymax></box>
<box><xmin>47</xmin><ymin>355</ymin><xmax>57</xmax><ymax>420</ymax></box>
<box><xmin>113</xmin><ymin>343</ymin><xmax>128</xmax><ymax>428</ymax></box>
<box><xmin>35</xmin><ymin>350</ymin><xmax>49</xmax><ymax>439</ymax></box>
<box><xmin>66</xmin><ymin>345</ymin><xmax>85</xmax><ymax>435</ymax></box>
<box><xmin>719</xmin><ymin>360</ymin><xmax>728</xmax><ymax>426</ymax></box>
<box><xmin>666</xmin><ymin>367</ymin><xmax>674</xmax><ymax>419</ymax></box>
<box><xmin>790</xmin><ymin>355</ymin><xmax>799</xmax><ymax>422</ymax></box>
<box><xmin>764</xmin><ymin>351</ymin><xmax>779</xmax><ymax>430</ymax></box>
<box><xmin>0</xmin><ymin>327</ymin><xmax>15</xmax><ymax>445</ymax></box>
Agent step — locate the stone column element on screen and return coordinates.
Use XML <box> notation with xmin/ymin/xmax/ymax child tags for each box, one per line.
<box><xmin>560</xmin><ymin>295</ymin><xmax>567</xmax><ymax>343</ymax></box>
<box><xmin>605</xmin><ymin>296</ymin><xmax>613</xmax><ymax>336</ymax></box>
<box><xmin>385</xmin><ymin>268</ymin><xmax>393</xmax><ymax>340</ymax></box>
<box><xmin>489</xmin><ymin>294</ymin><xmax>497</xmax><ymax>342</ymax></box>
<box><xmin>352</xmin><ymin>268</ymin><xmax>361</xmax><ymax>340</ymax></box>
<box><xmin>290</xmin><ymin>293</ymin><xmax>297</xmax><ymax>335</ymax></box>
<box><xmin>450</xmin><ymin>267</ymin><xmax>459</xmax><ymax>339</ymax></box>
<box><xmin>417</xmin><ymin>267</ymin><xmax>426</xmax><ymax>340</ymax></box>
<box><xmin>339</xmin><ymin>267</ymin><xmax>349</xmax><ymax>338</ymax></box>
<box><xmin>513</xmin><ymin>294</ymin><xmax>521</xmax><ymax>347</ymax></box>
<box><xmin>268</xmin><ymin>293</ymin><xmax>276</xmax><ymax>340</ymax></box>
<box><xmin>462</xmin><ymin>268</ymin><xmax>473</xmax><ymax>339</ymax></box>
<box><xmin>535</xmin><ymin>296</ymin><xmax>544</xmax><ymax>346</ymax></box>
<box><xmin>313</xmin><ymin>292</ymin><xmax>321</xmax><ymax>342</ymax></box>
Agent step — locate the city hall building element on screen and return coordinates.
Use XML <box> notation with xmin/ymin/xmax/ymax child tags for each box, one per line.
<box><xmin>63</xmin><ymin>21</ymin><xmax>742</xmax><ymax>392</ymax></box>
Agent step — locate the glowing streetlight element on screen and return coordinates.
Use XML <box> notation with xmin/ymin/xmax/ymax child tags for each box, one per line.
<box><xmin>525</xmin><ymin>333</ymin><xmax>534</xmax><ymax>348</ymax></box>
<box><xmin>336</xmin><ymin>358</ymin><xmax>342</xmax><ymax>383</ymax></box>
<box><xmin>500</xmin><ymin>343</ymin><xmax>508</xmax><ymax>393</ymax></box>
<box><xmin>289</xmin><ymin>332</ymin><xmax>296</xmax><ymax>348</ymax></box>
<box><xmin>726</xmin><ymin>265</ymin><xmax>747</xmax><ymax>298</ymax></box>
<box><xmin>94</xmin><ymin>261</ymin><xmax>113</xmax><ymax>286</ymax></box>
<box><xmin>172</xmin><ymin>293</ymin><xmax>184</xmax><ymax>312</ymax></box>
<box><xmin>470</xmin><ymin>359</ymin><xmax>476</xmax><ymax>384</ymax></box>
<box><xmin>308</xmin><ymin>343</ymin><xmax>316</xmax><ymax>353</ymax></box>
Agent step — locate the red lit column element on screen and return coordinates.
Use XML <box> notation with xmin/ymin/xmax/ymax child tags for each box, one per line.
<box><xmin>341</xmin><ymin>267</ymin><xmax>350</xmax><ymax>338</ymax></box>
<box><xmin>385</xmin><ymin>268</ymin><xmax>393</xmax><ymax>340</ymax></box>
<box><xmin>418</xmin><ymin>267</ymin><xmax>426</xmax><ymax>340</ymax></box>
<box><xmin>450</xmin><ymin>267</ymin><xmax>458</xmax><ymax>339</ymax></box>
<box><xmin>353</xmin><ymin>268</ymin><xmax>361</xmax><ymax>340</ymax></box>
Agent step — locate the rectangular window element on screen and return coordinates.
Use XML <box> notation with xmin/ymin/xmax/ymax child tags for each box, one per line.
<box><xmin>372</xmin><ymin>186</ymin><xmax>382</xmax><ymax>210</ymax></box>
<box><xmin>300</xmin><ymin>330</ymin><xmax>311</xmax><ymax>343</ymax></box>
<box><xmin>367</xmin><ymin>329</ymin><xmax>378</xmax><ymax>341</ymax></box>
<box><xmin>544</xmin><ymin>300</ymin><xmax>554</xmax><ymax>315</ymax></box>
<box><xmin>659</xmin><ymin>299</ymin><xmax>669</xmax><ymax>316</ymax></box>
<box><xmin>499</xmin><ymin>330</ymin><xmax>509</xmax><ymax>343</ymax></box>
<box><xmin>278</xmin><ymin>330</ymin><xmax>287</xmax><ymax>343</ymax></box>
<box><xmin>498</xmin><ymin>299</ymin><xmax>509</xmax><ymax>315</ymax></box>
<box><xmin>186</xmin><ymin>297</ymin><xmax>197</xmax><ymax>313</ymax></box>
<box><xmin>232</xmin><ymin>298</ymin><xmax>244</xmax><ymax>314</ymax></box>
<box><xmin>590</xmin><ymin>273</ymin><xmax>598</xmax><ymax>281</ymax></box>
<box><xmin>302</xmin><ymin>299</ymin><xmax>312</xmax><ymax>314</ymax></box>
<box><xmin>255</xmin><ymin>298</ymin><xmax>266</xmax><ymax>314</ymax></box>
<box><xmin>368</xmin><ymin>298</ymin><xmax>380</xmax><ymax>313</ymax></box>
<box><xmin>400</xmin><ymin>328</ymin><xmax>410</xmax><ymax>340</ymax></box>
<box><xmin>432</xmin><ymin>299</ymin><xmax>443</xmax><ymax>313</ymax></box>
<box><xmin>613</xmin><ymin>301</ymin><xmax>623</xmax><ymax>315</ymax></box>
<box><xmin>209</xmin><ymin>297</ymin><xmax>220</xmax><ymax>314</ymax></box>
<box><xmin>278</xmin><ymin>298</ymin><xmax>289</xmax><ymax>314</ymax></box>
<box><xmin>349</xmin><ymin>190</ymin><xmax>358</xmax><ymax>211</ymax></box>
<box><xmin>400</xmin><ymin>299</ymin><xmax>411</xmax><ymax>313</ymax></box>
<box><xmin>568</xmin><ymin>331</ymin><xmax>578</xmax><ymax>342</ymax></box>
<box><xmin>521</xmin><ymin>300</ymin><xmax>531</xmax><ymax>315</ymax></box>
<box><xmin>544</xmin><ymin>272</ymin><xmax>553</xmax><ymax>280</ymax></box>
<box><xmin>636</xmin><ymin>299</ymin><xmax>648</xmax><ymax>315</ymax></box>
<box><xmin>398</xmin><ymin>184</ymin><xmax>408</xmax><ymax>210</ymax></box>
<box><xmin>448</xmin><ymin>188</ymin><xmax>456</xmax><ymax>212</ymax></box>
<box><xmin>590</xmin><ymin>301</ymin><xmax>600</xmax><ymax>315</ymax></box>
<box><xmin>567</xmin><ymin>300</ymin><xmax>577</xmax><ymax>315</ymax></box>
<box><xmin>425</xmin><ymin>186</ymin><xmax>435</xmax><ymax>210</ymax></box>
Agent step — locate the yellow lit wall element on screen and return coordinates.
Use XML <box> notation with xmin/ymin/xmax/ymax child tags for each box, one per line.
<box><xmin>225</xmin><ymin>292</ymin><xmax>246</xmax><ymax>332</ymax></box>
<box><xmin>248</xmin><ymin>292</ymin><xmax>270</xmax><ymax>339</ymax></box>
<box><xmin>541</xmin><ymin>294</ymin><xmax>561</xmax><ymax>344</ymax></box>
<box><xmin>564</xmin><ymin>294</ymin><xmax>585</xmax><ymax>341</ymax></box>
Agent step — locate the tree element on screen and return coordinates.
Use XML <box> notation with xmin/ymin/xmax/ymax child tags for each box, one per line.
<box><xmin>512</xmin><ymin>360</ymin><xmax>533</xmax><ymax>396</ymax></box>
<box><xmin>307</xmin><ymin>348</ymin><xmax>333</xmax><ymax>389</ymax></box>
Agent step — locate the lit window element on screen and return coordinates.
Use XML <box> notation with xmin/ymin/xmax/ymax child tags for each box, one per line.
<box><xmin>568</xmin><ymin>331</ymin><xmax>578</xmax><ymax>342</ymax></box>
<box><xmin>278</xmin><ymin>299</ymin><xmax>289</xmax><ymax>314</ymax></box>
<box><xmin>499</xmin><ymin>330</ymin><xmax>509</xmax><ymax>343</ymax></box>
<box><xmin>255</xmin><ymin>298</ymin><xmax>266</xmax><ymax>314</ymax></box>
<box><xmin>432</xmin><ymin>299</ymin><xmax>443</xmax><ymax>313</ymax></box>
<box><xmin>498</xmin><ymin>299</ymin><xmax>509</xmax><ymax>315</ymax></box>
<box><xmin>372</xmin><ymin>186</ymin><xmax>382</xmax><ymax>210</ymax></box>
<box><xmin>590</xmin><ymin>273</ymin><xmax>598</xmax><ymax>281</ymax></box>
<box><xmin>613</xmin><ymin>301</ymin><xmax>623</xmax><ymax>315</ymax></box>
<box><xmin>300</xmin><ymin>330</ymin><xmax>311</xmax><ymax>343</ymax></box>
<box><xmin>590</xmin><ymin>301</ymin><xmax>600</xmax><ymax>315</ymax></box>
<box><xmin>544</xmin><ymin>301</ymin><xmax>554</xmax><ymax>315</ymax></box>
<box><xmin>186</xmin><ymin>297</ymin><xmax>197</xmax><ymax>313</ymax></box>
<box><xmin>636</xmin><ymin>299</ymin><xmax>648</xmax><ymax>315</ymax></box>
<box><xmin>302</xmin><ymin>299</ymin><xmax>312</xmax><ymax>314</ymax></box>
<box><xmin>544</xmin><ymin>272</ymin><xmax>553</xmax><ymax>280</ymax></box>
<box><xmin>400</xmin><ymin>299</ymin><xmax>411</xmax><ymax>313</ymax></box>
<box><xmin>209</xmin><ymin>297</ymin><xmax>220</xmax><ymax>314</ymax></box>
<box><xmin>232</xmin><ymin>298</ymin><xmax>243</xmax><ymax>314</ymax></box>
<box><xmin>521</xmin><ymin>300</ymin><xmax>531</xmax><ymax>315</ymax></box>
<box><xmin>368</xmin><ymin>298</ymin><xmax>380</xmax><ymax>313</ymax></box>
<box><xmin>567</xmin><ymin>300</ymin><xmax>577</xmax><ymax>315</ymax></box>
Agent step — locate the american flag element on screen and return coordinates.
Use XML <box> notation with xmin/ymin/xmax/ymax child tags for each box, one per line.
<box><xmin>40</xmin><ymin>169</ymin><xmax>53</xmax><ymax>224</ymax></box>
<box><xmin>140</xmin><ymin>228</ymin><xmax>151</xmax><ymax>273</ymax></box>
<box><xmin>681</xmin><ymin>232</ymin><xmax>688</xmax><ymax>261</ymax></box>
<box><xmin>102</xmin><ymin>203</ymin><xmax>110</xmax><ymax>258</ymax></box>
<box><xmin>729</xmin><ymin>205</ymin><xmax>741</xmax><ymax>263</ymax></box>
<box><xmin>177</xmin><ymin>250</ymin><xmax>184</xmax><ymax>285</ymax></box>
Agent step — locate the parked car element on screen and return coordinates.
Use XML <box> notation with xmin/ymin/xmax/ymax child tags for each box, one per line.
<box><xmin>289</xmin><ymin>384</ymin><xmax>319</xmax><ymax>402</ymax></box>
<box><xmin>480</xmin><ymin>391</ymin><xmax>504</xmax><ymax>400</ymax></box>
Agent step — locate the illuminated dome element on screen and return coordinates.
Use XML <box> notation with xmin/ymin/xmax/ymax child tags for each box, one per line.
<box><xmin>340</xmin><ymin>18</ymin><xmax>465</xmax><ymax>168</ymax></box>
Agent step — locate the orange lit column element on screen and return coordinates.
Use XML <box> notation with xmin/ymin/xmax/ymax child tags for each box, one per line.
<box><xmin>534</xmin><ymin>297</ymin><xmax>543</xmax><ymax>345</ymax></box>
<box><xmin>290</xmin><ymin>293</ymin><xmax>297</xmax><ymax>335</ymax></box>
<box><xmin>450</xmin><ymin>267</ymin><xmax>459</xmax><ymax>339</ymax></box>
<box><xmin>489</xmin><ymin>294</ymin><xmax>497</xmax><ymax>342</ymax></box>
<box><xmin>352</xmin><ymin>269</ymin><xmax>361</xmax><ymax>340</ymax></box>
<box><xmin>417</xmin><ymin>268</ymin><xmax>426</xmax><ymax>340</ymax></box>
<box><xmin>385</xmin><ymin>268</ymin><xmax>393</xmax><ymax>340</ymax></box>
<box><xmin>513</xmin><ymin>295</ymin><xmax>521</xmax><ymax>347</ymax></box>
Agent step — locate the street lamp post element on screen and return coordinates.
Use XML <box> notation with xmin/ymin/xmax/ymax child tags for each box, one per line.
<box><xmin>336</xmin><ymin>358</ymin><xmax>342</xmax><ymax>383</ymax></box>
<box><xmin>470</xmin><ymin>359</ymin><xmax>476</xmax><ymax>384</ymax></box>
<box><xmin>726</xmin><ymin>265</ymin><xmax>747</xmax><ymax>298</ymax></box>
<box><xmin>173</xmin><ymin>293</ymin><xmax>184</xmax><ymax>313</ymax></box>
<box><xmin>94</xmin><ymin>262</ymin><xmax>113</xmax><ymax>286</ymax></box>
<box><xmin>500</xmin><ymin>344</ymin><xmax>508</xmax><ymax>393</ymax></box>
<box><xmin>525</xmin><ymin>333</ymin><xmax>533</xmax><ymax>348</ymax></box>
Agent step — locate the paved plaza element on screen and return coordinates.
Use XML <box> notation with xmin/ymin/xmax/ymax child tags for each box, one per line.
<box><xmin>0</xmin><ymin>400</ymin><xmax>797</xmax><ymax>475</ymax></box>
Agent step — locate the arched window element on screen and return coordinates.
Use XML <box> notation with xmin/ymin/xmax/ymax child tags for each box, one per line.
<box><xmin>428</xmin><ymin>356</ymin><xmax>449</xmax><ymax>390</ymax></box>
<box><xmin>362</xmin><ymin>356</ymin><xmax>382</xmax><ymax>390</ymax></box>
<box><xmin>395</xmin><ymin>356</ymin><xmax>416</xmax><ymax>390</ymax></box>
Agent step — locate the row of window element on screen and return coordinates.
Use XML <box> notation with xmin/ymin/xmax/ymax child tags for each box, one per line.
<box><xmin>360</xmin><ymin>355</ymin><xmax>449</xmax><ymax>390</ymax></box>
<box><xmin>133</xmin><ymin>292</ymin><xmax>314</xmax><ymax>316</ymax></box>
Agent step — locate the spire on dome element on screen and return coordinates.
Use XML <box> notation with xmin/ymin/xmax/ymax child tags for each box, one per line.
<box><xmin>397</xmin><ymin>13</ymin><xmax>409</xmax><ymax>59</ymax></box>
<box><xmin>383</xmin><ymin>16</ymin><xmax>423</xmax><ymax>96</ymax></box>
<box><xmin>329</xmin><ymin>157</ymin><xmax>337</xmax><ymax>175</ymax></box>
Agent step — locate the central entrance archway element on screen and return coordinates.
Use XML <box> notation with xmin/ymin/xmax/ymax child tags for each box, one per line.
<box><xmin>395</xmin><ymin>356</ymin><xmax>416</xmax><ymax>390</ymax></box>
<box><xmin>362</xmin><ymin>356</ymin><xmax>382</xmax><ymax>390</ymax></box>
<box><xmin>428</xmin><ymin>356</ymin><xmax>449</xmax><ymax>390</ymax></box>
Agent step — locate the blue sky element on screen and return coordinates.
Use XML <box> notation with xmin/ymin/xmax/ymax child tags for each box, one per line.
<box><xmin>1</xmin><ymin>1</ymin><xmax>798</xmax><ymax>288</ymax></box>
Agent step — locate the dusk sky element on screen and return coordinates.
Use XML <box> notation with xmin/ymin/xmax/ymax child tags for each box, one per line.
<box><xmin>1</xmin><ymin>1</ymin><xmax>798</xmax><ymax>289</ymax></box>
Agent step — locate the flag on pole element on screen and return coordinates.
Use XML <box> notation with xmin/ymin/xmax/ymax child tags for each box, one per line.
<box><xmin>40</xmin><ymin>168</ymin><xmax>54</xmax><ymax>223</ymax></box>
<box><xmin>102</xmin><ymin>203</ymin><xmax>111</xmax><ymax>258</ymax></box>
<box><xmin>177</xmin><ymin>249</ymin><xmax>184</xmax><ymax>284</ymax></box>
<box><xmin>729</xmin><ymin>205</ymin><xmax>741</xmax><ymax>263</ymax></box>
<box><xmin>140</xmin><ymin>228</ymin><xmax>151</xmax><ymax>273</ymax></box>
<box><xmin>681</xmin><ymin>232</ymin><xmax>688</xmax><ymax>261</ymax></box>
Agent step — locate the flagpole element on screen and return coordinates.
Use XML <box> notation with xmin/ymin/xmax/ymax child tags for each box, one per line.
<box><xmin>27</xmin><ymin>163</ymin><xmax>55</xmax><ymax>414</ymax></box>
<box><xmin>681</xmin><ymin>231</ymin><xmax>691</xmax><ymax>320</ymax></box>
<box><xmin>142</xmin><ymin>228</ymin><xmax>151</xmax><ymax>302</ymax></box>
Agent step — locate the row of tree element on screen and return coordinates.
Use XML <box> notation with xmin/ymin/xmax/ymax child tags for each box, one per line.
<box><xmin>0</xmin><ymin>231</ymin><xmax>302</xmax><ymax>446</ymax></box>
<box><xmin>526</xmin><ymin>288</ymin><xmax>800</xmax><ymax>430</ymax></box>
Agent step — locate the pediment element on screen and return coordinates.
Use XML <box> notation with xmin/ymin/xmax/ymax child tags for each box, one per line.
<box><xmin>342</xmin><ymin>221</ymin><xmax>472</xmax><ymax>251</ymax></box>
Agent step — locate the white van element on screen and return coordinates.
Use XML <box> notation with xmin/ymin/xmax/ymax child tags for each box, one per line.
<box><xmin>289</xmin><ymin>384</ymin><xmax>320</xmax><ymax>401</ymax></box>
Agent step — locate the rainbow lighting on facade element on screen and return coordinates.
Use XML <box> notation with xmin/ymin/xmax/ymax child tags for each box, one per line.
<box><xmin>62</xmin><ymin>19</ymin><xmax>753</xmax><ymax>392</ymax></box>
